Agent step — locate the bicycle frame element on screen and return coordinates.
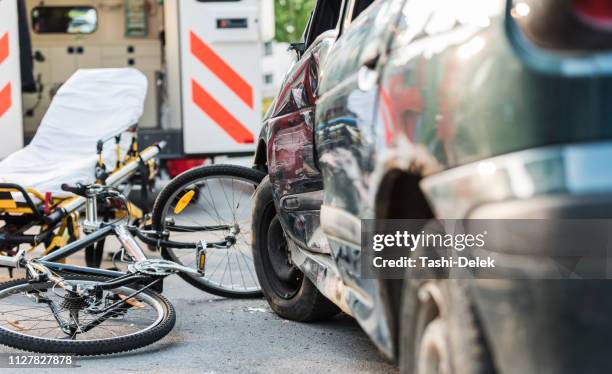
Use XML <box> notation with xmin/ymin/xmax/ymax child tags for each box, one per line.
<box><xmin>39</xmin><ymin>224</ymin><xmax>145</xmax><ymax>278</ymax></box>
<box><xmin>0</xmin><ymin>224</ymin><xmax>141</xmax><ymax>279</ymax></box>
<box><xmin>0</xmin><ymin>218</ymin><xmax>232</xmax><ymax>279</ymax></box>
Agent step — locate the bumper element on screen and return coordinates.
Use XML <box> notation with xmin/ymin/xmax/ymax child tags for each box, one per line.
<box><xmin>421</xmin><ymin>141</ymin><xmax>612</xmax><ymax>219</ymax></box>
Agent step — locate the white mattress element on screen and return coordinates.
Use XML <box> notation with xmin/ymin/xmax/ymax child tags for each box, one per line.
<box><xmin>0</xmin><ymin>68</ymin><xmax>147</xmax><ymax>197</ymax></box>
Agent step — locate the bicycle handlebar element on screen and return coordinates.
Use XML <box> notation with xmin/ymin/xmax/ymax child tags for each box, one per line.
<box><xmin>61</xmin><ymin>183</ymin><xmax>88</xmax><ymax>197</ymax></box>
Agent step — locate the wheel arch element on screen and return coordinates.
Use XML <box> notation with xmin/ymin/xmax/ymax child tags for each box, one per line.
<box><xmin>253</xmin><ymin>139</ymin><xmax>268</xmax><ymax>173</ymax></box>
<box><xmin>373</xmin><ymin>167</ymin><xmax>436</xmax><ymax>359</ymax></box>
<box><xmin>375</xmin><ymin>168</ymin><xmax>435</xmax><ymax>220</ymax></box>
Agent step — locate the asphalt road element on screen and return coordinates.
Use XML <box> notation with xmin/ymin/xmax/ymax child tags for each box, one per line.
<box><xmin>0</xmin><ymin>269</ymin><xmax>398</xmax><ymax>374</ymax></box>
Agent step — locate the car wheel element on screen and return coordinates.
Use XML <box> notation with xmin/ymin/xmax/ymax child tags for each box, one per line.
<box><xmin>252</xmin><ymin>176</ymin><xmax>340</xmax><ymax>322</ymax></box>
<box><xmin>399</xmin><ymin>280</ymin><xmax>495</xmax><ymax>374</ymax></box>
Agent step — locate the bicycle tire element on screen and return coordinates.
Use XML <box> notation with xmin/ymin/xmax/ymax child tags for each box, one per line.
<box><xmin>152</xmin><ymin>164</ymin><xmax>265</xmax><ymax>298</ymax></box>
<box><xmin>0</xmin><ymin>275</ymin><xmax>176</xmax><ymax>355</ymax></box>
<box><xmin>84</xmin><ymin>238</ymin><xmax>105</xmax><ymax>268</ymax></box>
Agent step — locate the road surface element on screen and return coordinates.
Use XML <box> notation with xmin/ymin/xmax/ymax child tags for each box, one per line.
<box><xmin>0</xmin><ymin>267</ymin><xmax>398</xmax><ymax>373</ymax></box>
<box><xmin>0</xmin><ymin>162</ymin><xmax>398</xmax><ymax>373</ymax></box>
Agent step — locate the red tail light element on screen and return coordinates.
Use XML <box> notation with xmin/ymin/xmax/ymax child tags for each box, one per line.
<box><xmin>512</xmin><ymin>0</ymin><xmax>612</xmax><ymax>52</ymax></box>
<box><xmin>572</xmin><ymin>0</ymin><xmax>612</xmax><ymax>29</ymax></box>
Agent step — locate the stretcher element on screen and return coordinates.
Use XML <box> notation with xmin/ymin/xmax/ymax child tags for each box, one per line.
<box><xmin>0</xmin><ymin>68</ymin><xmax>163</xmax><ymax>258</ymax></box>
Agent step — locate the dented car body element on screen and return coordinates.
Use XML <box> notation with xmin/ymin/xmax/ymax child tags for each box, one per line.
<box><xmin>255</xmin><ymin>0</ymin><xmax>612</xmax><ymax>372</ymax></box>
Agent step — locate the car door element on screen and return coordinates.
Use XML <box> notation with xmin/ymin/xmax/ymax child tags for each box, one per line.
<box><xmin>313</xmin><ymin>0</ymin><xmax>407</xmax><ymax>357</ymax></box>
<box><xmin>265</xmin><ymin>0</ymin><xmax>344</xmax><ymax>252</ymax></box>
<box><xmin>316</xmin><ymin>0</ymin><xmax>405</xmax><ymax>250</ymax></box>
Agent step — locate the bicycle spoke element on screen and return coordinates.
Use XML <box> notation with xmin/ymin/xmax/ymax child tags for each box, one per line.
<box><xmin>235</xmin><ymin>250</ymin><xmax>247</xmax><ymax>290</ymax></box>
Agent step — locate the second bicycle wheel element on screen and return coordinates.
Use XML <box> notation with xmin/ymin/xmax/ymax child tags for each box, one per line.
<box><xmin>152</xmin><ymin>164</ymin><xmax>265</xmax><ymax>298</ymax></box>
<box><xmin>0</xmin><ymin>275</ymin><xmax>175</xmax><ymax>355</ymax></box>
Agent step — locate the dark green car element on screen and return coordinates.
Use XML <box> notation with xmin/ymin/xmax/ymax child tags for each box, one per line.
<box><xmin>253</xmin><ymin>1</ymin><xmax>612</xmax><ymax>372</ymax></box>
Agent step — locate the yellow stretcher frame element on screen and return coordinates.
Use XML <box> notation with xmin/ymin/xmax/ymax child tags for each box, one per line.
<box><xmin>0</xmin><ymin>124</ymin><xmax>164</xmax><ymax>257</ymax></box>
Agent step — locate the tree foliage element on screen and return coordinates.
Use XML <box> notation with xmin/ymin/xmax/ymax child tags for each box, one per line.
<box><xmin>275</xmin><ymin>0</ymin><xmax>315</xmax><ymax>43</ymax></box>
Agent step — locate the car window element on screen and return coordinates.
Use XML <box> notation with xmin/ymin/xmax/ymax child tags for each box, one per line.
<box><xmin>305</xmin><ymin>0</ymin><xmax>343</xmax><ymax>47</ymax></box>
<box><xmin>31</xmin><ymin>6</ymin><xmax>97</xmax><ymax>34</ymax></box>
<box><xmin>351</xmin><ymin>0</ymin><xmax>376</xmax><ymax>20</ymax></box>
<box><xmin>341</xmin><ymin>0</ymin><xmax>377</xmax><ymax>32</ymax></box>
<box><xmin>302</xmin><ymin>11</ymin><xmax>314</xmax><ymax>42</ymax></box>
<box><xmin>320</xmin><ymin>0</ymin><xmax>402</xmax><ymax>94</ymax></box>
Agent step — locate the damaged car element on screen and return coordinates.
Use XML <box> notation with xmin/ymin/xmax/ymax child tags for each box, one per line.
<box><xmin>252</xmin><ymin>0</ymin><xmax>612</xmax><ymax>373</ymax></box>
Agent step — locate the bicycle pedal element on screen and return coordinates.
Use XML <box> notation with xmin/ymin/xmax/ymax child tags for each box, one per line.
<box><xmin>196</xmin><ymin>244</ymin><xmax>207</xmax><ymax>275</ymax></box>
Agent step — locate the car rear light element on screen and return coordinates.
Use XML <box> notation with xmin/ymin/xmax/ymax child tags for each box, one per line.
<box><xmin>512</xmin><ymin>0</ymin><xmax>612</xmax><ymax>52</ymax></box>
<box><xmin>571</xmin><ymin>0</ymin><xmax>612</xmax><ymax>30</ymax></box>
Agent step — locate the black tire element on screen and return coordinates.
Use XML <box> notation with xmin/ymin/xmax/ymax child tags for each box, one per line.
<box><xmin>152</xmin><ymin>164</ymin><xmax>265</xmax><ymax>298</ymax></box>
<box><xmin>399</xmin><ymin>279</ymin><xmax>495</xmax><ymax>374</ymax></box>
<box><xmin>252</xmin><ymin>176</ymin><xmax>340</xmax><ymax>322</ymax></box>
<box><xmin>85</xmin><ymin>238</ymin><xmax>105</xmax><ymax>268</ymax></box>
<box><xmin>0</xmin><ymin>275</ymin><xmax>175</xmax><ymax>356</ymax></box>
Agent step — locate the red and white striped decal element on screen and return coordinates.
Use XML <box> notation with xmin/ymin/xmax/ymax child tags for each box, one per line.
<box><xmin>189</xmin><ymin>31</ymin><xmax>254</xmax><ymax>144</ymax></box>
<box><xmin>0</xmin><ymin>33</ymin><xmax>8</xmax><ymax>64</ymax></box>
<box><xmin>0</xmin><ymin>1</ymin><xmax>24</xmax><ymax>158</ymax></box>
<box><xmin>192</xmin><ymin>80</ymin><xmax>254</xmax><ymax>143</ymax></box>
<box><xmin>0</xmin><ymin>32</ymin><xmax>11</xmax><ymax>118</ymax></box>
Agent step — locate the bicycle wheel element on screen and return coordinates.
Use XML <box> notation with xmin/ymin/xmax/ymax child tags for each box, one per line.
<box><xmin>0</xmin><ymin>275</ymin><xmax>175</xmax><ymax>355</ymax></box>
<box><xmin>152</xmin><ymin>164</ymin><xmax>264</xmax><ymax>298</ymax></box>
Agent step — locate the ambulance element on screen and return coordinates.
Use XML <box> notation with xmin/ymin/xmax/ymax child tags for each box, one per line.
<box><xmin>0</xmin><ymin>0</ymin><xmax>274</xmax><ymax>159</ymax></box>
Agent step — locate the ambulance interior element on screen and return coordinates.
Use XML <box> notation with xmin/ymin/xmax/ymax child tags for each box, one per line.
<box><xmin>18</xmin><ymin>0</ymin><xmax>272</xmax><ymax>157</ymax></box>
<box><xmin>22</xmin><ymin>0</ymin><xmax>166</xmax><ymax>142</ymax></box>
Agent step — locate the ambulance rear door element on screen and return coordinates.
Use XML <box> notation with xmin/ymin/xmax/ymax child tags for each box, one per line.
<box><xmin>177</xmin><ymin>0</ymin><xmax>263</xmax><ymax>155</ymax></box>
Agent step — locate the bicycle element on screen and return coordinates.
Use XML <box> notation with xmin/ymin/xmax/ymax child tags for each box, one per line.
<box><xmin>85</xmin><ymin>164</ymin><xmax>265</xmax><ymax>298</ymax></box>
<box><xmin>0</xmin><ymin>165</ymin><xmax>264</xmax><ymax>355</ymax></box>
